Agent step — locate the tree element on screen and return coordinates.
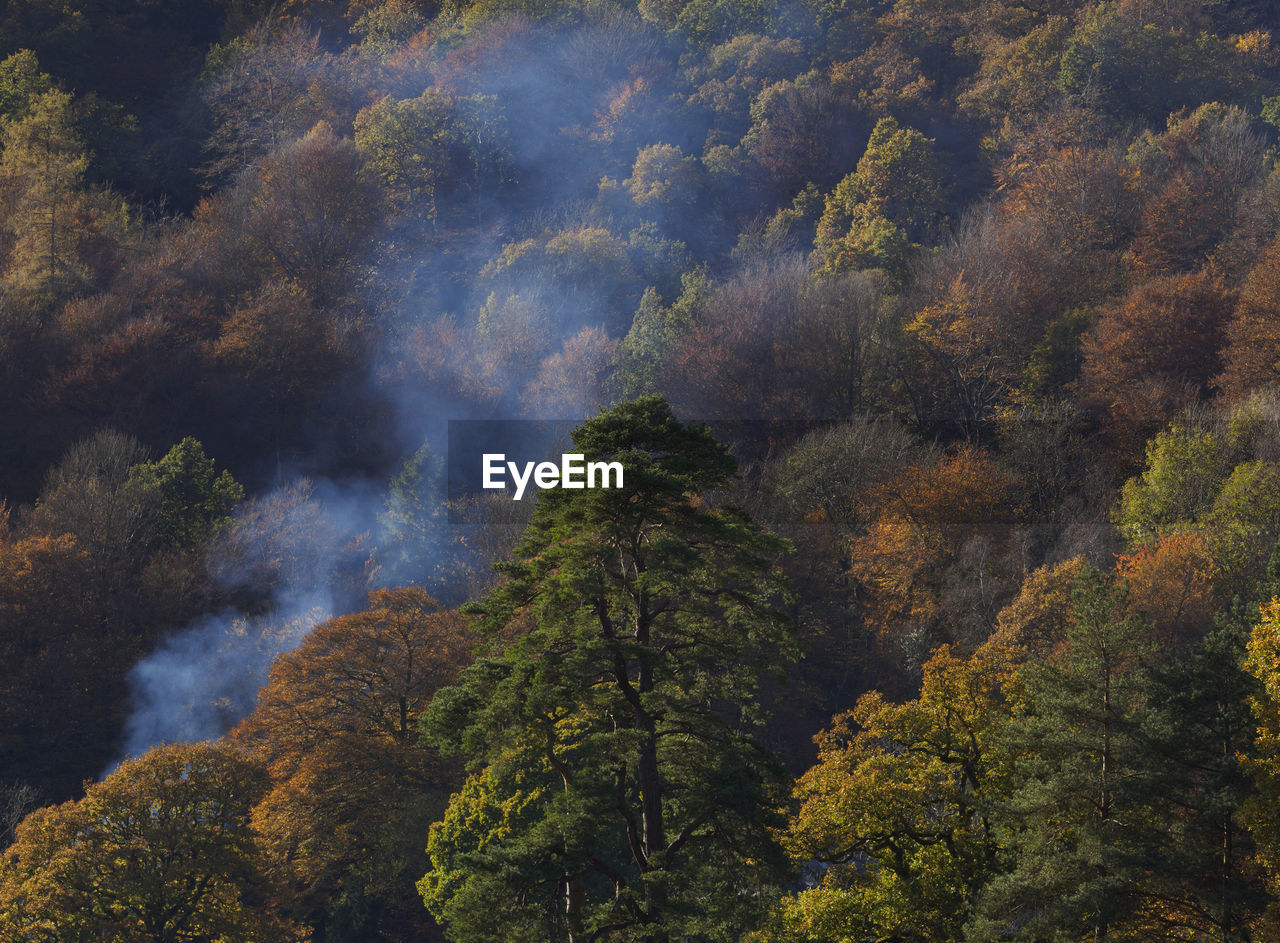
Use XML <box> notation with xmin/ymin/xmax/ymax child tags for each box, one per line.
<box><xmin>210</xmin><ymin>279</ymin><xmax>348</xmax><ymax>455</ymax></box>
<box><xmin>1</xmin><ymin>87</ymin><xmax>92</xmax><ymax>304</ymax></box>
<box><xmin>742</xmin><ymin>74</ymin><xmax>863</xmax><ymax>196</ymax></box>
<box><xmin>1129</xmin><ymin>105</ymin><xmax>1265</xmax><ymax>273</ymax></box>
<box><xmin>1114</xmin><ymin>530</ymin><xmax>1216</xmax><ymax>646</ymax></box>
<box><xmin>814</xmin><ymin>115</ymin><xmax>946</xmax><ymax>278</ymax></box>
<box><xmin>23</xmin><ymin>429</ymin><xmax>158</xmax><ymax>599</ymax></box>
<box><xmin>354</xmin><ymin>88</ymin><xmax>507</xmax><ymax>221</ymax></box>
<box><xmin>969</xmin><ymin>570</ymin><xmax>1156</xmax><ymax>942</ymax></box>
<box><xmin>522</xmin><ymin>325</ymin><xmax>617</xmax><ymax>418</ymax></box>
<box><xmin>201</xmin><ymin>22</ymin><xmax>342</xmax><ymax>180</ymax></box>
<box><xmin>0</xmin><ymin>742</ymin><xmax>297</xmax><ymax>942</ymax></box>
<box><xmin>419</xmin><ymin>396</ymin><xmax>796</xmax><ymax>943</ymax></box>
<box><xmin>625</xmin><ymin>143</ymin><xmax>702</xmax><ymax>211</ymax></box>
<box><xmin>1115</xmin><ymin>422</ymin><xmax>1231</xmax><ymax>548</ymax></box>
<box><xmin>674</xmin><ymin>0</ymin><xmax>771</xmax><ymax>46</ymax></box>
<box><xmin>1056</xmin><ymin>2</ymin><xmax>1253</xmax><ymax>125</ymax></box>
<box><xmin>956</xmin><ymin>17</ymin><xmax>1075</xmax><ymax>127</ymax></box>
<box><xmin>477</xmin><ymin>226</ymin><xmax>644</xmax><ymax>339</ymax></box>
<box><xmin>1203</xmin><ymin>460</ymin><xmax>1280</xmax><ymax>600</ymax></box>
<box><xmin>903</xmin><ymin>277</ymin><xmax>1015</xmax><ymax>435</ymax></box>
<box><xmin>1080</xmin><ymin>270</ymin><xmax>1234</xmax><ymax>433</ymax></box>
<box><xmin>233</xmin><ymin>589</ymin><xmax>475</xmax><ymax>942</ymax></box>
<box><xmin>243</xmin><ymin>122</ymin><xmax>382</xmax><ymax>306</ymax></box>
<box><xmin>685</xmin><ymin>35</ymin><xmax>807</xmax><ymax>143</ymax></box>
<box><xmin>0</xmin><ymin>531</ymin><xmax>105</xmax><ymax>799</ymax></box>
<box><xmin>376</xmin><ymin>441</ymin><xmax>454</xmax><ymax>592</ymax></box>
<box><xmin>989</xmin><ymin>556</ymin><xmax>1089</xmax><ymax>658</ymax></box>
<box><xmin>612</xmin><ymin>272</ymin><xmax>708</xmax><ymax>401</ymax></box>
<box><xmin>1218</xmin><ymin>237</ymin><xmax>1280</xmax><ymax>403</ymax></box>
<box><xmin>1115</xmin><ymin>419</ymin><xmax>1280</xmax><ymax>601</ymax></box>
<box><xmin>665</xmin><ymin>255</ymin><xmax>890</xmax><ymax>424</ymax></box>
<box><xmin>763</xmin><ymin>640</ymin><xmax>1021</xmax><ymax>943</ymax></box>
<box><xmin>850</xmin><ymin>446</ymin><xmax>1020</xmax><ymax>651</ymax></box>
<box><xmin>0</xmin><ymin>49</ymin><xmax>51</xmax><ymax>122</ymax></box>
<box><xmin>1243</xmin><ymin>592</ymin><xmax>1280</xmax><ymax>935</ymax></box>
<box><xmin>126</xmin><ymin>437</ymin><xmax>243</xmax><ymax>549</ymax></box>
<box><xmin>1138</xmin><ymin>613</ymin><xmax>1264</xmax><ymax>940</ymax></box>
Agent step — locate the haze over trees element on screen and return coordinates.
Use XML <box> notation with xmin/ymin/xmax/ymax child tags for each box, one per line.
<box><xmin>6</xmin><ymin>0</ymin><xmax>1280</xmax><ymax>940</ymax></box>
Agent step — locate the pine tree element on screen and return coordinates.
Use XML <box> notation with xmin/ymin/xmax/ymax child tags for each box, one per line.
<box><xmin>1</xmin><ymin>88</ymin><xmax>91</xmax><ymax>304</ymax></box>
<box><xmin>969</xmin><ymin>569</ymin><xmax>1156</xmax><ymax>942</ymax></box>
<box><xmin>419</xmin><ymin>396</ymin><xmax>796</xmax><ymax>943</ymax></box>
<box><xmin>1139</xmin><ymin>614</ymin><xmax>1264</xmax><ymax>940</ymax></box>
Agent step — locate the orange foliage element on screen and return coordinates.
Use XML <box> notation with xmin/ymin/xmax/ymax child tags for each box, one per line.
<box><xmin>905</xmin><ymin>277</ymin><xmax>1011</xmax><ymax>436</ymax></box>
<box><xmin>1115</xmin><ymin>530</ymin><xmax>1216</xmax><ymax>648</ymax></box>
<box><xmin>990</xmin><ymin>556</ymin><xmax>1089</xmax><ymax>658</ymax></box>
<box><xmin>233</xmin><ymin>588</ymin><xmax>475</xmax><ymax>938</ymax></box>
<box><xmin>1081</xmin><ymin>270</ymin><xmax>1234</xmax><ymax>431</ymax></box>
<box><xmin>850</xmin><ymin>447</ymin><xmax>1020</xmax><ymax>645</ymax></box>
<box><xmin>1217</xmin><ymin>238</ymin><xmax>1280</xmax><ymax>403</ymax></box>
<box><xmin>1001</xmin><ymin>144</ymin><xmax>1137</xmax><ymax>259</ymax></box>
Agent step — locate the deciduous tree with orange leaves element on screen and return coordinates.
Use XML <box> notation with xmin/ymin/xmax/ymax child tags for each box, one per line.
<box><xmin>233</xmin><ymin>588</ymin><xmax>475</xmax><ymax>941</ymax></box>
<box><xmin>1080</xmin><ymin>269</ymin><xmax>1234</xmax><ymax>435</ymax></box>
<box><xmin>850</xmin><ymin>446</ymin><xmax>1021</xmax><ymax>652</ymax></box>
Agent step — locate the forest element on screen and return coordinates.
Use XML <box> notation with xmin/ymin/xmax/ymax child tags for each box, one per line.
<box><xmin>4</xmin><ymin>0</ymin><xmax>1280</xmax><ymax>939</ymax></box>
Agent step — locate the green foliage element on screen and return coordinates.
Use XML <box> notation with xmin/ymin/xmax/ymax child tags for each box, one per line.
<box><xmin>7</xmin><ymin>0</ymin><xmax>1280</xmax><ymax>937</ymax></box>
<box><xmin>686</xmin><ymin>34</ymin><xmax>807</xmax><ymax>136</ymax></box>
<box><xmin>735</xmin><ymin>181</ymin><xmax>823</xmax><ymax>257</ymax></box>
<box><xmin>625</xmin><ymin>223</ymin><xmax>694</xmax><ymax>300</ymax></box>
<box><xmin>354</xmin><ymin>88</ymin><xmax>508</xmax><ymax>219</ymax></box>
<box><xmin>765</xmin><ymin>642</ymin><xmax>1020</xmax><ymax>943</ymax></box>
<box><xmin>814</xmin><ymin>200</ymin><xmax>910</xmax><ymax>280</ymax></box>
<box><xmin>848</xmin><ymin>116</ymin><xmax>948</xmax><ymax>238</ymax></box>
<box><xmin>478</xmin><ymin>226</ymin><xmax>644</xmax><ymax>336</ymax></box>
<box><xmin>0</xmin><ymin>49</ymin><xmax>50</xmax><ymax>122</ymax></box>
<box><xmin>625</xmin><ymin>143</ymin><xmax>701</xmax><ymax>209</ymax></box>
<box><xmin>126</xmin><ymin>437</ymin><xmax>243</xmax><ymax>549</ymax></box>
<box><xmin>1204</xmin><ymin>461</ymin><xmax>1280</xmax><ymax>594</ymax></box>
<box><xmin>814</xmin><ymin>116</ymin><xmax>946</xmax><ymax>279</ymax></box>
<box><xmin>376</xmin><ymin>440</ymin><xmax>455</xmax><ymax>589</ymax></box>
<box><xmin>638</xmin><ymin>0</ymin><xmax>772</xmax><ymax>43</ymax></box>
<box><xmin>675</xmin><ymin>0</ymin><xmax>772</xmax><ymax>46</ymax></box>
<box><xmin>420</xmin><ymin>397</ymin><xmax>796</xmax><ymax>942</ymax></box>
<box><xmin>1057</xmin><ymin>3</ymin><xmax>1250</xmax><ymax>123</ymax></box>
<box><xmin>0</xmin><ymin>742</ymin><xmax>295</xmax><ymax>942</ymax></box>
<box><xmin>1140</xmin><ymin>613</ymin><xmax>1265</xmax><ymax>937</ymax></box>
<box><xmin>1116</xmin><ymin>423</ymin><xmax>1232</xmax><ymax>546</ymax></box>
<box><xmin>1021</xmin><ymin>307</ymin><xmax>1096</xmax><ymax>399</ymax></box>
<box><xmin>418</xmin><ymin>744</ymin><xmax>567</xmax><ymax>942</ymax></box>
<box><xmin>1263</xmin><ymin>93</ymin><xmax>1280</xmax><ymax>136</ymax></box>
<box><xmin>1116</xmin><ymin>416</ymin><xmax>1280</xmax><ymax>598</ymax></box>
<box><xmin>970</xmin><ymin>570</ymin><xmax>1155</xmax><ymax>941</ymax></box>
<box><xmin>353</xmin><ymin>0</ymin><xmax>428</xmax><ymax>56</ymax></box>
<box><xmin>612</xmin><ymin>268</ymin><xmax>709</xmax><ymax>399</ymax></box>
<box><xmin>1241</xmin><ymin>577</ymin><xmax>1280</xmax><ymax>926</ymax></box>
<box><xmin>1</xmin><ymin>87</ymin><xmax>93</xmax><ymax>305</ymax></box>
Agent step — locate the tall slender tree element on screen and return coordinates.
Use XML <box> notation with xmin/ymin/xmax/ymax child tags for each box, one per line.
<box><xmin>1</xmin><ymin>88</ymin><xmax>91</xmax><ymax>304</ymax></box>
<box><xmin>970</xmin><ymin>570</ymin><xmax>1156</xmax><ymax>942</ymax></box>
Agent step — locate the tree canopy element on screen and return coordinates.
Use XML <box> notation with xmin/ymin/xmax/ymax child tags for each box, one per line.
<box><xmin>420</xmin><ymin>396</ymin><xmax>796</xmax><ymax>943</ymax></box>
